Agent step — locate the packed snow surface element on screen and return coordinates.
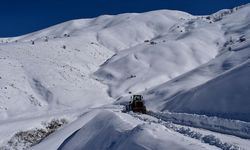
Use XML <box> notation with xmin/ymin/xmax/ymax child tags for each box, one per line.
<box><xmin>0</xmin><ymin>3</ymin><xmax>250</xmax><ymax>150</ymax></box>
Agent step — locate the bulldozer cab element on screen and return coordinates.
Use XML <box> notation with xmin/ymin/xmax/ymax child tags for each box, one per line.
<box><xmin>132</xmin><ymin>95</ymin><xmax>143</xmax><ymax>101</ymax></box>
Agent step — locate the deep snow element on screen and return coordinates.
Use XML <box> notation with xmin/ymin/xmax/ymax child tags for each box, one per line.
<box><xmin>0</xmin><ymin>3</ymin><xmax>250</xmax><ymax>150</ymax></box>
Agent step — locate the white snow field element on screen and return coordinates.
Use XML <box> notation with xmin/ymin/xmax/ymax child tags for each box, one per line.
<box><xmin>0</xmin><ymin>3</ymin><xmax>250</xmax><ymax>150</ymax></box>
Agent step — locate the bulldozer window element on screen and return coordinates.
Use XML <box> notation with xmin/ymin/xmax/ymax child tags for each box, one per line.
<box><xmin>133</xmin><ymin>95</ymin><xmax>142</xmax><ymax>101</ymax></box>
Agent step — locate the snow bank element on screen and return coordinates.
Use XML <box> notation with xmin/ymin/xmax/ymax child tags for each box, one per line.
<box><xmin>148</xmin><ymin>110</ymin><xmax>250</xmax><ymax>139</ymax></box>
<box><xmin>52</xmin><ymin>110</ymin><xmax>217</xmax><ymax>150</ymax></box>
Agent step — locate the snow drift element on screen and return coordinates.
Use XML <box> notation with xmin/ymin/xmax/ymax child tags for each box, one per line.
<box><xmin>33</xmin><ymin>110</ymin><xmax>217</xmax><ymax>150</ymax></box>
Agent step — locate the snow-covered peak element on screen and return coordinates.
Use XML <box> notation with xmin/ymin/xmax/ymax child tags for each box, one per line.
<box><xmin>2</xmin><ymin>9</ymin><xmax>193</xmax><ymax>51</ymax></box>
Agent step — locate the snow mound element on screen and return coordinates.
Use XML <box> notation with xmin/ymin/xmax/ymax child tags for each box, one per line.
<box><xmin>39</xmin><ymin>110</ymin><xmax>217</xmax><ymax>150</ymax></box>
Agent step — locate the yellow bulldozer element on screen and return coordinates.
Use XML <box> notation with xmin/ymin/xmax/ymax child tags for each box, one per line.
<box><xmin>125</xmin><ymin>95</ymin><xmax>147</xmax><ymax>114</ymax></box>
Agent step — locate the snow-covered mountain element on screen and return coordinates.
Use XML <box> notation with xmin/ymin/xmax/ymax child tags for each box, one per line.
<box><xmin>0</xmin><ymin>3</ymin><xmax>250</xmax><ymax>150</ymax></box>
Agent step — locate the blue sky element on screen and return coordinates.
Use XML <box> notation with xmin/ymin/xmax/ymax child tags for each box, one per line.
<box><xmin>1</xmin><ymin>0</ymin><xmax>250</xmax><ymax>37</ymax></box>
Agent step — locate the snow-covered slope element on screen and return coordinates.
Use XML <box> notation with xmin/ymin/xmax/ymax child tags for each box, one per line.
<box><xmin>0</xmin><ymin>9</ymin><xmax>199</xmax><ymax>149</ymax></box>
<box><xmin>164</xmin><ymin>60</ymin><xmax>250</xmax><ymax>121</ymax></box>
<box><xmin>0</xmin><ymin>3</ymin><xmax>250</xmax><ymax>150</ymax></box>
<box><xmin>138</xmin><ymin>4</ymin><xmax>250</xmax><ymax>122</ymax></box>
<box><xmin>0</xmin><ymin>10</ymin><xmax>192</xmax><ymax>118</ymax></box>
<box><xmin>8</xmin><ymin>10</ymin><xmax>193</xmax><ymax>51</ymax></box>
<box><xmin>108</xmin><ymin>4</ymin><xmax>250</xmax><ymax>122</ymax></box>
<box><xmin>0</xmin><ymin>35</ymin><xmax>114</xmax><ymax>119</ymax></box>
<box><xmin>94</xmin><ymin>13</ymin><xmax>223</xmax><ymax>98</ymax></box>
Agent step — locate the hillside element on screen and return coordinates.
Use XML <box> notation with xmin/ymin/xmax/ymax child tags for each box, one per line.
<box><xmin>109</xmin><ymin>4</ymin><xmax>250</xmax><ymax>122</ymax></box>
<box><xmin>141</xmin><ymin>4</ymin><xmax>250</xmax><ymax>122</ymax></box>
<box><xmin>0</xmin><ymin>3</ymin><xmax>250</xmax><ymax>150</ymax></box>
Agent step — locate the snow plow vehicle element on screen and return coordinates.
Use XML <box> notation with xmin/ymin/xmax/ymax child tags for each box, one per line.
<box><xmin>125</xmin><ymin>95</ymin><xmax>147</xmax><ymax>114</ymax></box>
